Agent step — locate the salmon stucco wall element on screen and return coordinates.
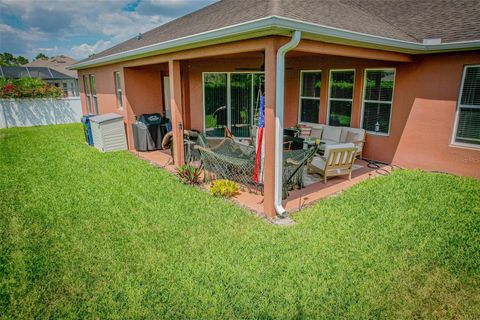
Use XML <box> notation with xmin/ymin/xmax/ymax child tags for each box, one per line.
<box><xmin>78</xmin><ymin>64</ymin><xmax>125</xmax><ymax>115</ymax></box>
<box><xmin>393</xmin><ymin>98</ymin><xmax>480</xmax><ymax>178</ymax></box>
<box><xmin>77</xmin><ymin>38</ymin><xmax>480</xmax><ymax>179</ymax></box>
<box><xmin>391</xmin><ymin>52</ymin><xmax>480</xmax><ymax>178</ymax></box>
<box><xmin>123</xmin><ymin>67</ymin><xmax>164</xmax><ymax>118</ymax></box>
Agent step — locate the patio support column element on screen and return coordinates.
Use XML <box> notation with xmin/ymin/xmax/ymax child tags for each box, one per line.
<box><xmin>169</xmin><ymin>59</ymin><xmax>185</xmax><ymax>165</ymax></box>
<box><xmin>122</xmin><ymin>68</ymin><xmax>137</xmax><ymax>150</ymax></box>
<box><xmin>263</xmin><ymin>41</ymin><xmax>278</xmax><ymax>218</ymax></box>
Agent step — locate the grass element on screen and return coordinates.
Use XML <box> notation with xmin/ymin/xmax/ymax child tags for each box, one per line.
<box><xmin>1</xmin><ymin>124</ymin><xmax>479</xmax><ymax>319</ymax></box>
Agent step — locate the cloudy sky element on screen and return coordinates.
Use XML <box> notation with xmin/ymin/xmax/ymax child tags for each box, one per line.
<box><xmin>0</xmin><ymin>0</ymin><xmax>217</xmax><ymax>61</ymax></box>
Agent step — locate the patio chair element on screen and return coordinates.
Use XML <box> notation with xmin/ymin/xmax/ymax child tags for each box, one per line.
<box><xmin>307</xmin><ymin>143</ymin><xmax>357</xmax><ymax>184</ymax></box>
<box><xmin>282</xmin><ymin>144</ymin><xmax>319</xmax><ymax>198</ymax></box>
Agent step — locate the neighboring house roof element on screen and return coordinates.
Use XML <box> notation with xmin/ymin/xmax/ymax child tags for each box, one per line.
<box><xmin>26</xmin><ymin>55</ymin><xmax>78</xmax><ymax>78</ymax></box>
<box><xmin>0</xmin><ymin>66</ymin><xmax>74</xmax><ymax>80</ymax></box>
<box><xmin>72</xmin><ymin>0</ymin><xmax>480</xmax><ymax>69</ymax></box>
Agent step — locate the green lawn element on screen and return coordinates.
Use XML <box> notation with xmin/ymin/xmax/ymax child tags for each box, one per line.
<box><xmin>1</xmin><ymin>124</ymin><xmax>479</xmax><ymax>319</ymax></box>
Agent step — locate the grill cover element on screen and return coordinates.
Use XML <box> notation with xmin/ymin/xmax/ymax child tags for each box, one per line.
<box><xmin>132</xmin><ymin>113</ymin><xmax>169</xmax><ymax>151</ymax></box>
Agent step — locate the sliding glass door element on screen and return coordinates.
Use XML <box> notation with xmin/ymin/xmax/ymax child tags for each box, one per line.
<box><xmin>204</xmin><ymin>72</ymin><xmax>264</xmax><ymax>137</ymax></box>
<box><xmin>204</xmin><ymin>73</ymin><xmax>228</xmax><ymax>137</ymax></box>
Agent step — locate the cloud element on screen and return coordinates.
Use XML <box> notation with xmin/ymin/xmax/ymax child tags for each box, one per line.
<box><xmin>81</xmin><ymin>11</ymin><xmax>167</xmax><ymax>43</ymax></box>
<box><xmin>35</xmin><ymin>46</ymin><xmax>59</xmax><ymax>55</ymax></box>
<box><xmin>70</xmin><ymin>40</ymin><xmax>112</xmax><ymax>58</ymax></box>
<box><xmin>0</xmin><ymin>22</ymin><xmax>47</xmax><ymax>57</ymax></box>
<box><xmin>136</xmin><ymin>0</ymin><xmax>217</xmax><ymax>17</ymax></box>
<box><xmin>0</xmin><ymin>0</ymin><xmax>217</xmax><ymax>60</ymax></box>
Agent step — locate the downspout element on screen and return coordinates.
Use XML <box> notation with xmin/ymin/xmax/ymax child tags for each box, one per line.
<box><xmin>274</xmin><ymin>30</ymin><xmax>301</xmax><ymax>217</ymax></box>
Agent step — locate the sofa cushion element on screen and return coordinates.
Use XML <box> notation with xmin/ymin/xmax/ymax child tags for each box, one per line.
<box><xmin>311</xmin><ymin>156</ymin><xmax>326</xmax><ymax>170</ymax></box>
<box><xmin>322</xmin><ymin>126</ymin><xmax>342</xmax><ymax>143</ymax></box>
<box><xmin>341</xmin><ymin>127</ymin><xmax>365</xmax><ymax>143</ymax></box>
<box><xmin>324</xmin><ymin>143</ymin><xmax>355</xmax><ymax>165</ymax></box>
<box><xmin>346</xmin><ymin>131</ymin><xmax>362</xmax><ymax>143</ymax></box>
<box><xmin>310</xmin><ymin>127</ymin><xmax>323</xmax><ymax>138</ymax></box>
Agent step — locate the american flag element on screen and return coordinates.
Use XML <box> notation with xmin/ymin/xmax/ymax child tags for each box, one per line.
<box><xmin>253</xmin><ymin>95</ymin><xmax>265</xmax><ymax>183</ymax></box>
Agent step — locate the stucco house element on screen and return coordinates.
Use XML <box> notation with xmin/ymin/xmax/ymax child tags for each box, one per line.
<box><xmin>71</xmin><ymin>0</ymin><xmax>480</xmax><ymax>217</ymax></box>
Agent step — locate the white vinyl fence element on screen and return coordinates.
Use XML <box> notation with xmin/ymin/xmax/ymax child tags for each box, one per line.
<box><xmin>0</xmin><ymin>97</ymin><xmax>82</xmax><ymax>129</ymax></box>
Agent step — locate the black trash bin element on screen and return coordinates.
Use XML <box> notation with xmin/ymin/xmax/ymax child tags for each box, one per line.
<box><xmin>132</xmin><ymin>113</ymin><xmax>168</xmax><ymax>151</ymax></box>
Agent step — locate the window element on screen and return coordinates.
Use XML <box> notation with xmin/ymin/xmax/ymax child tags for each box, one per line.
<box><xmin>90</xmin><ymin>75</ymin><xmax>98</xmax><ymax>114</ymax></box>
<box><xmin>328</xmin><ymin>70</ymin><xmax>355</xmax><ymax>126</ymax></box>
<box><xmin>62</xmin><ymin>82</ymin><xmax>68</xmax><ymax>96</ymax></box>
<box><xmin>203</xmin><ymin>72</ymin><xmax>264</xmax><ymax>137</ymax></box>
<box><xmin>83</xmin><ymin>75</ymin><xmax>92</xmax><ymax>113</ymax></box>
<box><xmin>453</xmin><ymin>65</ymin><xmax>480</xmax><ymax>147</ymax></box>
<box><xmin>362</xmin><ymin>69</ymin><xmax>395</xmax><ymax>135</ymax></box>
<box><xmin>299</xmin><ymin>71</ymin><xmax>321</xmax><ymax>123</ymax></box>
<box><xmin>114</xmin><ymin>71</ymin><xmax>123</xmax><ymax>108</ymax></box>
<box><xmin>70</xmin><ymin>82</ymin><xmax>77</xmax><ymax>96</ymax></box>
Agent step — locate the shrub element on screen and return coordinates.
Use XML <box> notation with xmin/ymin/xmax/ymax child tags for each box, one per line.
<box><xmin>176</xmin><ymin>163</ymin><xmax>203</xmax><ymax>185</ymax></box>
<box><xmin>0</xmin><ymin>77</ymin><xmax>64</xmax><ymax>99</ymax></box>
<box><xmin>210</xmin><ymin>179</ymin><xmax>239</xmax><ymax>198</ymax></box>
<box><xmin>1</xmin><ymin>83</ymin><xmax>20</xmax><ymax>98</ymax></box>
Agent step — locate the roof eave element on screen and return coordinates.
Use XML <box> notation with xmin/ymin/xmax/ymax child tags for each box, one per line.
<box><xmin>70</xmin><ymin>16</ymin><xmax>480</xmax><ymax>70</ymax></box>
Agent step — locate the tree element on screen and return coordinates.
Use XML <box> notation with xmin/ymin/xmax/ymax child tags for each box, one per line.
<box><xmin>16</xmin><ymin>56</ymin><xmax>29</xmax><ymax>65</ymax></box>
<box><xmin>35</xmin><ymin>53</ymin><xmax>49</xmax><ymax>60</ymax></box>
<box><xmin>0</xmin><ymin>52</ymin><xmax>29</xmax><ymax>66</ymax></box>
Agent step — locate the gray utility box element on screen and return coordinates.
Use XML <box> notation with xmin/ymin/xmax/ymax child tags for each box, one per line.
<box><xmin>90</xmin><ymin>113</ymin><xmax>128</xmax><ymax>152</ymax></box>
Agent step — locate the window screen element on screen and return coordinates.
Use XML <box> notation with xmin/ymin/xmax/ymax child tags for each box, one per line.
<box><xmin>299</xmin><ymin>71</ymin><xmax>321</xmax><ymax>123</ymax></box>
<box><xmin>83</xmin><ymin>75</ymin><xmax>92</xmax><ymax>113</ymax></box>
<box><xmin>114</xmin><ymin>72</ymin><xmax>123</xmax><ymax>108</ymax></box>
<box><xmin>328</xmin><ymin>70</ymin><xmax>355</xmax><ymax>126</ymax></box>
<box><xmin>455</xmin><ymin>65</ymin><xmax>480</xmax><ymax>146</ymax></box>
<box><xmin>90</xmin><ymin>75</ymin><xmax>98</xmax><ymax>114</ymax></box>
<box><xmin>362</xmin><ymin>70</ymin><xmax>395</xmax><ymax>134</ymax></box>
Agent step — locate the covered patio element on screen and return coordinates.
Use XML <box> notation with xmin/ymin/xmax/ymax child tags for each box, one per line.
<box><xmin>134</xmin><ymin>149</ymin><xmax>392</xmax><ymax>214</ymax></box>
<box><xmin>120</xmin><ymin>35</ymin><xmax>411</xmax><ymax>217</ymax></box>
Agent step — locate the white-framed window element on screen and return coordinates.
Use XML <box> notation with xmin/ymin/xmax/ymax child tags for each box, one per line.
<box><xmin>361</xmin><ymin>69</ymin><xmax>396</xmax><ymax>135</ymax></box>
<box><xmin>298</xmin><ymin>70</ymin><xmax>322</xmax><ymax>123</ymax></box>
<box><xmin>114</xmin><ymin>71</ymin><xmax>123</xmax><ymax>108</ymax></box>
<box><xmin>90</xmin><ymin>74</ymin><xmax>99</xmax><ymax>114</ymax></box>
<box><xmin>452</xmin><ymin>65</ymin><xmax>480</xmax><ymax>147</ymax></box>
<box><xmin>203</xmin><ymin>72</ymin><xmax>264</xmax><ymax>138</ymax></box>
<box><xmin>70</xmin><ymin>82</ymin><xmax>77</xmax><ymax>96</ymax></box>
<box><xmin>62</xmin><ymin>82</ymin><xmax>68</xmax><ymax>96</ymax></box>
<box><xmin>83</xmin><ymin>75</ymin><xmax>92</xmax><ymax>113</ymax></box>
<box><xmin>328</xmin><ymin>69</ymin><xmax>355</xmax><ymax>126</ymax></box>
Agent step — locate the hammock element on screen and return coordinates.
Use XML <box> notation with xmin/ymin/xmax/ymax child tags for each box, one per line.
<box><xmin>195</xmin><ymin>133</ymin><xmax>318</xmax><ymax>197</ymax></box>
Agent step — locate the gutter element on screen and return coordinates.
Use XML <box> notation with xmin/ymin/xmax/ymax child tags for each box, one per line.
<box><xmin>274</xmin><ymin>30</ymin><xmax>302</xmax><ymax>218</ymax></box>
<box><xmin>70</xmin><ymin>16</ymin><xmax>480</xmax><ymax>70</ymax></box>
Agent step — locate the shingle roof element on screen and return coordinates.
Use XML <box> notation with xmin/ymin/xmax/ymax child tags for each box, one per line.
<box><xmin>348</xmin><ymin>0</ymin><xmax>480</xmax><ymax>43</ymax></box>
<box><xmin>79</xmin><ymin>0</ymin><xmax>480</xmax><ymax>64</ymax></box>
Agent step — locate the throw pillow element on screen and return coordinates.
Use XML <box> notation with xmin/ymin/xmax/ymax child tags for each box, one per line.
<box><xmin>300</xmin><ymin>126</ymin><xmax>312</xmax><ymax>137</ymax></box>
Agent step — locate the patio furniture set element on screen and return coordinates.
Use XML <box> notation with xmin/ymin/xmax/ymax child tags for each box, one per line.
<box><xmin>188</xmin><ymin>123</ymin><xmax>366</xmax><ymax>199</ymax></box>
